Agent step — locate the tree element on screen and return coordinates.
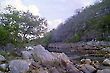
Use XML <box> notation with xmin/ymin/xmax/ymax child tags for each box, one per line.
<box><xmin>0</xmin><ymin>5</ymin><xmax>47</xmax><ymax>46</ymax></box>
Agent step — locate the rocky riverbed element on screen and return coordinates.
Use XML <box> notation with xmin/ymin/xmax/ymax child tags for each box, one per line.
<box><xmin>0</xmin><ymin>45</ymin><xmax>110</xmax><ymax>73</ymax></box>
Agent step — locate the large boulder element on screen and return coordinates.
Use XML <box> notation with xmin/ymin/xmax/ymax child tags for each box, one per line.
<box><xmin>36</xmin><ymin>68</ymin><xmax>48</xmax><ymax>73</ymax></box>
<box><xmin>0</xmin><ymin>55</ymin><xmax>6</xmax><ymax>62</ymax></box>
<box><xmin>79</xmin><ymin>64</ymin><xmax>96</xmax><ymax>73</ymax></box>
<box><xmin>97</xmin><ymin>69</ymin><xmax>110</xmax><ymax>73</ymax></box>
<box><xmin>49</xmin><ymin>67</ymin><xmax>60</xmax><ymax>73</ymax></box>
<box><xmin>4</xmin><ymin>43</ymin><xmax>15</xmax><ymax>52</ymax></box>
<box><xmin>0</xmin><ymin>71</ymin><xmax>3</xmax><ymax>73</ymax></box>
<box><xmin>91</xmin><ymin>60</ymin><xmax>100</xmax><ymax>69</ymax></box>
<box><xmin>9</xmin><ymin>60</ymin><xmax>32</xmax><ymax>73</ymax></box>
<box><xmin>0</xmin><ymin>64</ymin><xmax>8</xmax><ymax>71</ymax></box>
<box><xmin>103</xmin><ymin>59</ymin><xmax>110</xmax><ymax>66</ymax></box>
<box><xmin>51</xmin><ymin>52</ymin><xmax>70</xmax><ymax>63</ymax></box>
<box><xmin>65</xmin><ymin>63</ymin><xmax>83</xmax><ymax>73</ymax></box>
<box><xmin>29</xmin><ymin>65</ymin><xmax>48</xmax><ymax>73</ymax></box>
<box><xmin>32</xmin><ymin>45</ymin><xmax>56</xmax><ymax>64</ymax></box>
<box><xmin>21</xmin><ymin>51</ymin><xmax>33</xmax><ymax>60</ymax></box>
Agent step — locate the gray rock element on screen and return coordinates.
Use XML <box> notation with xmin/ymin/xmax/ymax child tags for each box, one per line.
<box><xmin>0</xmin><ymin>64</ymin><xmax>8</xmax><ymax>71</ymax></box>
<box><xmin>79</xmin><ymin>64</ymin><xmax>96</xmax><ymax>73</ymax></box>
<box><xmin>0</xmin><ymin>55</ymin><xmax>6</xmax><ymax>62</ymax></box>
<box><xmin>81</xmin><ymin>59</ymin><xmax>91</xmax><ymax>64</ymax></box>
<box><xmin>66</xmin><ymin>63</ymin><xmax>82</xmax><ymax>73</ymax></box>
<box><xmin>102</xmin><ymin>47</ymin><xmax>110</xmax><ymax>52</ymax></box>
<box><xmin>97</xmin><ymin>69</ymin><xmax>110</xmax><ymax>73</ymax></box>
<box><xmin>91</xmin><ymin>60</ymin><xmax>100</xmax><ymax>69</ymax></box>
<box><xmin>9</xmin><ymin>60</ymin><xmax>31</xmax><ymax>73</ymax></box>
<box><xmin>49</xmin><ymin>67</ymin><xmax>60</xmax><ymax>73</ymax></box>
<box><xmin>4</xmin><ymin>43</ymin><xmax>15</xmax><ymax>52</ymax></box>
<box><xmin>0</xmin><ymin>71</ymin><xmax>4</xmax><ymax>73</ymax></box>
<box><xmin>21</xmin><ymin>51</ymin><xmax>33</xmax><ymax>60</ymax></box>
<box><xmin>51</xmin><ymin>52</ymin><xmax>70</xmax><ymax>63</ymax></box>
<box><xmin>32</xmin><ymin>45</ymin><xmax>56</xmax><ymax>64</ymax></box>
<box><xmin>103</xmin><ymin>59</ymin><xmax>110</xmax><ymax>66</ymax></box>
<box><xmin>36</xmin><ymin>67</ymin><xmax>48</xmax><ymax>73</ymax></box>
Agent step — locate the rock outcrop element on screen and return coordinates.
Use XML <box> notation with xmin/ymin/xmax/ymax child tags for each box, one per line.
<box><xmin>97</xmin><ymin>69</ymin><xmax>110</xmax><ymax>73</ymax></box>
<box><xmin>79</xmin><ymin>64</ymin><xmax>96</xmax><ymax>73</ymax></box>
<box><xmin>0</xmin><ymin>55</ymin><xmax>6</xmax><ymax>62</ymax></box>
<box><xmin>103</xmin><ymin>59</ymin><xmax>110</xmax><ymax>66</ymax></box>
<box><xmin>9</xmin><ymin>60</ymin><xmax>31</xmax><ymax>73</ymax></box>
<box><xmin>32</xmin><ymin>45</ymin><xmax>56</xmax><ymax>64</ymax></box>
<box><xmin>1</xmin><ymin>45</ymin><xmax>110</xmax><ymax>73</ymax></box>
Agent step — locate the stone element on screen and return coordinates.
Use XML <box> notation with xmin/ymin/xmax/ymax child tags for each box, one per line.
<box><xmin>21</xmin><ymin>51</ymin><xmax>33</xmax><ymax>60</ymax></box>
<box><xmin>81</xmin><ymin>59</ymin><xmax>91</xmax><ymax>64</ymax></box>
<box><xmin>49</xmin><ymin>67</ymin><xmax>60</xmax><ymax>73</ymax></box>
<box><xmin>79</xmin><ymin>64</ymin><xmax>96</xmax><ymax>73</ymax></box>
<box><xmin>0</xmin><ymin>64</ymin><xmax>8</xmax><ymax>71</ymax></box>
<box><xmin>36</xmin><ymin>67</ymin><xmax>48</xmax><ymax>73</ymax></box>
<box><xmin>4</xmin><ymin>43</ymin><xmax>15</xmax><ymax>52</ymax></box>
<box><xmin>102</xmin><ymin>47</ymin><xmax>110</xmax><ymax>52</ymax></box>
<box><xmin>0</xmin><ymin>55</ymin><xmax>6</xmax><ymax>62</ymax></box>
<box><xmin>51</xmin><ymin>52</ymin><xmax>70</xmax><ymax>63</ymax></box>
<box><xmin>103</xmin><ymin>59</ymin><xmax>110</xmax><ymax>66</ymax></box>
<box><xmin>91</xmin><ymin>60</ymin><xmax>100</xmax><ymax>69</ymax></box>
<box><xmin>0</xmin><ymin>71</ymin><xmax>3</xmax><ymax>73</ymax></box>
<box><xmin>97</xmin><ymin>69</ymin><xmax>110</xmax><ymax>73</ymax></box>
<box><xmin>66</xmin><ymin>63</ymin><xmax>82</xmax><ymax>73</ymax></box>
<box><xmin>32</xmin><ymin>45</ymin><xmax>56</xmax><ymax>64</ymax></box>
<box><xmin>9</xmin><ymin>60</ymin><xmax>31</xmax><ymax>73</ymax></box>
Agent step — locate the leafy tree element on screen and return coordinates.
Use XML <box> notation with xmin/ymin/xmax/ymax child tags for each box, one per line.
<box><xmin>0</xmin><ymin>5</ymin><xmax>47</xmax><ymax>46</ymax></box>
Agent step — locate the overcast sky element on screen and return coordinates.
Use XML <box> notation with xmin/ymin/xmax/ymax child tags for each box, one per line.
<box><xmin>0</xmin><ymin>0</ymin><xmax>99</xmax><ymax>30</ymax></box>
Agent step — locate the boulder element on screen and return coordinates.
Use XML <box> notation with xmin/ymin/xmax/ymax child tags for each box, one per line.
<box><xmin>81</xmin><ymin>59</ymin><xmax>91</xmax><ymax>64</ymax></box>
<box><xmin>91</xmin><ymin>60</ymin><xmax>100</xmax><ymax>69</ymax></box>
<box><xmin>79</xmin><ymin>64</ymin><xmax>96</xmax><ymax>73</ymax></box>
<box><xmin>4</xmin><ymin>43</ymin><xmax>15</xmax><ymax>52</ymax></box>
<box><xmin>32</xmin><ymin>45</ymin><xmax>56</xmax><ymax>64</ymax></box>
<box><xmin>35</xmin><ymin>67</ymin><xmax>48</xmax><ymax>73</ymax></box>
<box><xmin>9</xmin><ymin>60</ymin><xmax>31</xmax><ymax>73</ymax></box>
<box><xmin>0</xmin><ymin>55</ymin><xmax>6</xmax><ymax>62</ymax></box>
<box><xmin>51</xmin><ymin>52</ymin><xmax>70</xmax><ymax>63</ymax></box>
<box><xmin>0</xmin><ymin>64</ymin><xmax>8</xmax><ymax>71</ymax></box>
<box><xmin>102</xmin><ymin>47</ymin><xmax>110</xmax><ymax>52</ymax></box>
<box><xmin>66</xmin><ymin>63</ymin><xmax>83</xmax><ymax>73</ymax></box>
<box><xmin>21</xmin><ymin>51</ymin><xmax>33</xmax><ymax>60</ymax></box>
<box><xmin>97</xmin><ymin>69</ymin><xmax>110</xmax><ymax>73</ymax></box>
<box><xmin>49</xmin><ymin>67</ymin><xmax>60</xmax><ymax>73</ymax></box>
<box><xmin>103</xmin><ymin>59</ymin><xmax>110</xmax><ymax>66</ymax></box>
<box><xmin>0</xmin><ymin>71</ymin><xmax>3</xmax><ymax>73</ymax></box>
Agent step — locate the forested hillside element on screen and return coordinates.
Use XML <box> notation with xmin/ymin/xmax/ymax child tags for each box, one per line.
<box><xmin>49</xmin><ymin>0</ymin><xmax>110</xmax><ymax>43</ymax></box>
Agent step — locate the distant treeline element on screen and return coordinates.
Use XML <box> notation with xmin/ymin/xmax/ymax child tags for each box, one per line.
<box><xmin>44</xmin><ymin>0</ymin><xmax>110</xmax><ymax>44</ymax></box>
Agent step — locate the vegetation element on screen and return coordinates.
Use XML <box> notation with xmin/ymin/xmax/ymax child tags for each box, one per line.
<box><xmin>0</xmin><ymin>0</ymin><xmax>110</xmax><ymax>47</ymax></box>
<box><xmin>50</xmin><ymin>0</ymin><xmax>110</xmax><ymax>43</ymax></box>
<box><xmin>0</xmin><ymin>5</ymin><xmax>47</xmax><ymax>47</ymax></box>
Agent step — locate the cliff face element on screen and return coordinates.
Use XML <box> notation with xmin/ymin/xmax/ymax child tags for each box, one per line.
<box><xmin>51</xmin><ymin>0</ymin><xmax>110</xmax><ymax>43</ymax></box>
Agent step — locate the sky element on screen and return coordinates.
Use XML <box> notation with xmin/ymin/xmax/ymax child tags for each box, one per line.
<box><xmin>0</xmin><ymin>0</ymin><xmax>99</xmax><ymax>30</ymax></box>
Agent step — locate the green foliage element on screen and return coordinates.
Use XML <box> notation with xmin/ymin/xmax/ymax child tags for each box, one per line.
<box><xmin>51</xmin><ymin>0</ymin><xmax>110</xmax><ymax>43</ymax></box>
<box><xmin>31</xmin><ymin>32</ymin><xmax>52</xmax><ymax>46</ymax></box>
<box><xmin>66</xmin><ymin>33</ymin><xmax>81</xmax><ymax>43</ymax></box>
<box><xmin>96</xmin><ymin>15</ymin><xmax>110</xmax><ymax>33</ymax></box>
<box><xmin>0</xmin><ymin>5</ymin><xmax>47</xmax><ymax>47</ymax></box>
<box><xmin>87</xmin><ymin>14</ymin><xmax>110</xmax><ymax>41</ymax></box>
<box><xmin>0</xmin><ymin>26</ymin><xmax>10</xmax><ymax>45</ymax></box>
<box><xmin>40</xmin><ymin>33</ymin><xmax>52</xmax><ymax>46</ymax></box>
